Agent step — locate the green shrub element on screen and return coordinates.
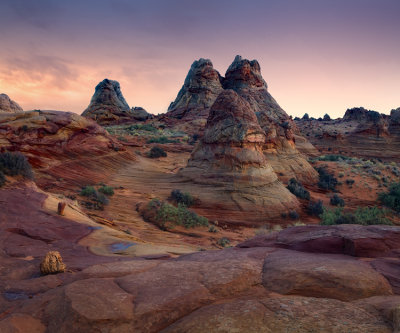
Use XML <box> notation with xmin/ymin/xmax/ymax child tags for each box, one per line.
<box><xmin>330</xmin><ymin>194</ymin><xmax>345</xmax><ymax>207</ymax></box>
<box><xmin>287</xmin><ymin>178</ymin><xmax>310</xmax><ymax>200</ymax></box>
<box><xmin>155</xmin><ymin>202</ymin><xmax>208</xmax><ymax>229</ymax></box>
<box><xmin>317</xmin><ymin>167</ymin><xmax>338</xmax><ymax>191</ymax></box>
<box><xmin>81</xmin><ymin>186</ymin><xmax>96</xmax><ymax>197</ymax></box>
<box><xmin>0</xmin><ymin>152</ymin><xmax>33</xmax><ymax>179</ymax></box>
<box><xmin>148</xmin><ymin>146</ymin><xmax>167</xmax><ymax>158</ymax></box>
<box><xmin>307</xmin><ymin>200</ymin><xmax>324</xmax><ymax>216</ymax></box>
<box><xmin>217</xmin><ymin>237</ymin><xmax>230</xmax><ymax>247</ymax></box>
<box><xmin>323</xmin><ymin>113</ymin><xmax>331</xmax><ymax>121</ymax></box>
<box><xmin>93</xmin><ymin>191</ymin><xmax>109</xmax><ymax>206</ymax></box>
<box><xmin>147</xmin><ymin>136</ymin><xmax>177</xmax><ymax>144</ymax></box>
<box><xmin>378</xmin><ymin>182</ymin><xmax>400</xmax><ymax>212</ymax></box>
<box><xmin>170</xmin><ymin>189</ymin><xmax>194</xmax><ymax>207</ymax></box>
<box><xmin>320</xmin><ymin>206</ymin><xmax>391</xmax><ymax>226</ymax></box>
<box><xmin>302</xmin><ymin>113</ymin><xmax>309</xmax><ymax>120</ymax></box>
<box><xmin>98</xmin><ymin>185</ymin><xmax>114</xmax><ymax>196</ymax></box>
<box><xmin>0</xmin><ymin>171</ymin><xmax>5</xmax><ymax>187</ymax></box>
<box><xmin>317</xmin><ymin>154</ymin><xmax>350</xmax><ymax>162</ymax></box>
<box><xmin>346</xmin><ymin>179</ymin><xmax>355</xmax><ymax>185</ymax></box>
<box><xmin>208</xmin><ymin>225</ymin><xmax>218</xmax><ymax>233</ymax></box>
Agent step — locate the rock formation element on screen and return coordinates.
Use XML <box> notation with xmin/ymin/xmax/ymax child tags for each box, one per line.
<box><xmin>0</xmin><ymin>110</ymin><xmax>133</xmax><ymax>188</ymax></box>
<box><xmin>295</xmin><ymin>107</ymin><xmax>400</xmax><ymax>161</ymax></box>
<box><xmin>179</xmin><ymin>90</ymin><xmax>299</xmax><ymax>226</ymax></box>
<box><xmin>1</xmin><ymin>183</ymin><xmax>400</xmax><ymax>332</ymax></box>
<box><xmin>40</xmin><ymin>251</ymin><xmax>66</xmax><ymax>275</ymax></box>
<box><xmin>167</xmin><ymin>59</ymin><xmax>223</xmax><ymax>120</ymax></box>
<box><xmin>223</xmin><ymin>55</ymin><xmax>318</xmax><ymax>183</ymax></box>
<box><xmin>164</xmin><ymin>56</ymin><xmax>318</xmax><ymax>183</ymax></box>
<box><xmin>0</xmin><ymin>93</ymin><xmax>23</xmax><ymax>113</ymax></box>
<box><xmin>82</xmin><ymin>79</ymin><xmax>151</xmax><ymax>125</ymax></box>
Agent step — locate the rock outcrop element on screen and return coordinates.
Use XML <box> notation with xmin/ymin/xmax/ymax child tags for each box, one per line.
<box><xmin>179</xmin><ymin>90</ymin><xmax>299</xmax><ymax>226</ymax></box>
<box><xmin>1</xmin><ymin>184</ymin><xmax>400</xmax><ymax>333</ymax></box>
<box><xmin>40</xmin><ymin>251</ymin><xmax>66</xmax><ymax>275</ymax></box>
<box><xmin>0</xmin><ymin>110</ymin><xmax>133</xmax><ymax>188</ymax></box>
<box><xmin>164</xmin><ymin>56</ymin><xmax>318</xmax><ymax>183</ymax></box>
<box><xmin>0</xmin><ymin>93</ymin><xmax>23</xmax><ymax>113</ymax></box>
<box><xmin>82</xmin><ymin>79</ymin><xmax>151</xmax><ymax>125</ymax></box>
<box><xmin>295</xmin><ymin>107</ymin><xmax>400</xmax><ymax>161</ymax></box>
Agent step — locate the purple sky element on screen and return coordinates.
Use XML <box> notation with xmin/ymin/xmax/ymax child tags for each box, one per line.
<box><xmin>0</xmin><ymin>0</ymin><xmax>399</xmax><ymax>118</ymax></box>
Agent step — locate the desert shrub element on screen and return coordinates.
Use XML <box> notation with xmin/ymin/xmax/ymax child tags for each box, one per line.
<box><xmin>378</xmin><ymin>182</ymin><xmax>400</xmax><ymax>212</ymax></box>
<box><xmin>98</xmin><ymin>185</ymin><xmax>114</xmax><ymax>196</ymax></box>
<box><xmin>0</xmin><ymin>171</ymin><xmax>5</xmax><ymax>187</ymax></box>
<box><xmin>0</xmin><ymin>152</ymin><xmax>33</xmax><ymax>179</ymax></box>
<box><xmin>155</xmin><ymin>202</ymin><xmax>208</xmax><ymax>229</ymax></box>
<box><xmin>170</xmin><ymin>189</ymin><xmax>194</xmax><ymax>207</ymax></box>
<box><xmin>302</xmin><ymin>113</ymin><xmax>310</xmax><ymax>120</ymax></box>
<box><xmin>317</xmin><ymin>154</ymin><xmax>350</xmax><ymax>162</ymax></box>
<box><xmin>281</xmin><ymin>121</ymin><xmax>291</xmax><ymax>129</ymax></box>
<box><xmin>317</xmin><ymin>167</ymin><xmax>338</xmax><ymax>191</ymax></box>
<box><xmin>148</xmin><ymin>146</ymin><xmax>167</xmax><ymax>158</ymax></box>
<box><xmin>287</xmin><ymin>178</ymin><xmax>310</xmax><ymax>200</ymax></box>
<box><xmin>147</xmin><ymin>136</ymin><xmax>178</xmax><ymax>144</ymax></box>
<box><xmin>320</xmin><ymin>207</ymin><xmax>391</xmax><ymax>226</ymax></box>
<box><xmin>93</xmin><ymin>191</ymin><xmax>109</xmax><ymax>206</ymax></box>
<box><xmin>208</xmin><ymin>225</ymin><xmax>218</xmax><ymax>233</ymax></box>
<box><xmin>307</xmin><ymin>200</ymin><xmax>324</xmax><ymax>216</ymax></box>
<box><xmin>330</xmin><ymin>194</ymin><xmax>345</xmax><ymax>207</ymax></box>
<box><xmin>81</xmin><ymin>186</ymin><xmax>96</xmax><ymax>197</ymax></box>
<box><xmin>217</xmin><ymin>237</ymin><xmax>230</xmax><ymax>247</ymax></box>
<box><xmin>346</xmin><ymin>179</ymin><xmax>355</xmax><ymax>185</ymax></box>
<box><xmin>289</xmin><ymin>210</ymin><xmax>299</xmax><ymax>220</ymax></box>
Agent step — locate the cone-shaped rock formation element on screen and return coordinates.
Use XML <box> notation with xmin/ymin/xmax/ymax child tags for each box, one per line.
<box><xmin>0</xmin><ymin>93</ymin><xmax>23</xmax><ymax>113</ymax></box>
<box><xmin>179</xmin><ymin>90</ymin><xmax>299</xmax><ymax>226</ymax></box>
<box><xmin>82</xmin><ymin>79</ymin><xmax>150</xmax><ymax>125</ymax></box>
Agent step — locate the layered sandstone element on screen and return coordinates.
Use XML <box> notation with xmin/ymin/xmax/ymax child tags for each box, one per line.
<box><xmin>0</xmin><ymin>93</ymin><xmax>23</xmax><ymax>113</ymax></box>
<box><xmin>82</xmin><ymin>79</ymin><xmax>151</xmax><ymax>125</ymax></box>
<box><xmin>179</xmin><ymin>90</ymin><xmax>299</xmax><ymax>226</ymax></box>
<box><xmin>0</xmin><ymin>110</ymin><xmax>132</xmax><ymax>188</ymax></box>
<box><xmin>295</xmin><ymin>107</ymin><xmax>400</xmax><ymax>161</ymax></box>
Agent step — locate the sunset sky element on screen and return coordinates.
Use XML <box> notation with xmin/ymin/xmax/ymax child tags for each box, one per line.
<box><xmin>0</xmin><ymin>0</ymin><xmax>399</xmax><ymax>118</ymax></box>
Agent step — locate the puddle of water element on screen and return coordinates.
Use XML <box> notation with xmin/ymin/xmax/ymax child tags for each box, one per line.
<box><xmin>110</xmin><ymin>242</ymin><xmax>135</xmax><ymax>252</ymax></box>
<box><xmin>88</xmin><ymin>226</ymin><xmax>103</xmax><ymax>230</ymax></box>
<box><xmin>4</xmin><ymin>292</ymin><xmax>29</xmax><ymax>301</ymax></box>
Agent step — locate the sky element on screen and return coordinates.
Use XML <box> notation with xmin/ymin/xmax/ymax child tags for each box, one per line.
<box><xmin>0</xmin><ymin>0</ymin><xmax>399</xmax><ymax>119</ymax></box>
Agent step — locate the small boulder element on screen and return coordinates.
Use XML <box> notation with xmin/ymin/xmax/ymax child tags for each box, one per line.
<box><xmin>40</xmin><ymin>251</ymin><xmax>66</xmax><ymax>275</ymax></box>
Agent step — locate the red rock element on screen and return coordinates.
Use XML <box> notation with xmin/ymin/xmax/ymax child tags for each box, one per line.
<box><xmin>261</xmin><ymin>249</ymin><xmax>392</xmax><ymax>301</ymax></box>
<box><xmin>161</xmin><ymin>296</ymin><xmax>392</xmax><ymax>333</ymax></box>
<box><xmin>0</xmin><ymin>93</ymin><xmax>23</xmax><ymax>113</ymax></box>
<box><xmin>0</xmin><ymin>314</ymin><xmax>45</xmax><ymax>333</ymax></box>
<box><xmin>179</xmin><ymin>89</ymin><xmax>299</xmax><ymax>226</ymax></box>
<box><xmin>371</xmin><ymin>258</ymin><xmax>400</xmax><ymax>294</ymax></box>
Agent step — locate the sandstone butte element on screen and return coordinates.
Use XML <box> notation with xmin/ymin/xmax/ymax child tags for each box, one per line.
<box><xmin>165</xmin><ymin>55</ymin><xmax>318</xmax><ymax>184</ymax></box>
<box><xmin>82</xmin><ymin>78</ymin><xmax>152</xmax><ymax>125</ymax></box>
<box><xmin>296</xmin><ymin>106</ymin><xmax>400</xmax><ymax>162</ymax></box>
<box><xmin>179</xmin><ymin>89</ymin><xmax>300</xmax><ymax>226</ymax></box>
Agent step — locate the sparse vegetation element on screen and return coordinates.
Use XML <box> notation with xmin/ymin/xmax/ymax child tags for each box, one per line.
<box><xmin>170</xmin><ymin>189</ymin><xmax>194</xmax><ymax>207</ymax></box>
<box><xmin>80</xmin><ymin>186</ymin><xmax>96</xmax><ymax>197</ymax></box>
<box><xmin>208</xmin><ymin>225</ymin><xmax>218</xmax><ymax>233</ymax></box>
<box><xmin>289</xmin><ymin>210</ymin><xmax>299</xmax><ymax>220</ymax></box>
<box><xmin>317</xmin><ymin>166</ymin><xmax>338</xmax><ymax>191</ymax></box>
<box><xmin>330</xmin><ymin>194</ymin><xmax>345</xmax><ymax>207</ymax></box>
<box><xmin>148</xmin><ymin>146</ymin><xmax>167</xmax><ymax>158</ymax></box>
<box><xmin>98</xmin><ymin>185</ymin><xmax>114</xmax><ymax>196</ymax></box>
<box><xmin>0</xmin><ymin>171</ymin><xmax>5</xmax><ymax>187</ymax></box>
<box><xmin>147</xmin><ymin>136</ymin><xmax>178</xmax><ymax>144</ymax></box>
<box><xmin>145</xmin><ymin>199</ymin><xmax>208</xmax><ymax>230</ymax></box>
<box><xmin>0</xmin><ymin>152</ymin><xmax>33</xmax><ymax>179</ymax></box>
<box><xmin>320</xmin><ymin>206</ymin><xmax>391</xmax><ymax>226</ymax></box>
<box><xmin>378</xmin><ymin>182</ymin><xmax>400</xmax><ymax>212</ymax></box>
<box><xmin>217</xmin><ymin>237</ymin><xmax>230</xmax><ymax>247</ymax></box>
<box><xmin>287</xmin><ymin>178</ymin><xmax>310</xmax><ymax>200</ymax></box>
<box><xmin>346</xmin><ymin>179</ymin><xmax>355</xmax><ymax>186</ymax></box>
<box><xmin>80</xmin><ymin>185</ymin><xmax>109</xmax><ymax>209</ymax></box>
<box><xmin>307</xmin><ymin>200</ymin><xmax>324</xmax><ymax>216</ymax></box>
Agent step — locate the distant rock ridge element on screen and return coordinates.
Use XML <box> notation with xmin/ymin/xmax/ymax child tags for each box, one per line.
<box><xmin>82</xmin><ymin>79</ymin><xmax>151</xmax><ymax>125</ymax></box>
<box><xmin>0</xmin><ymin>93</ymin><xmax>23</xmax><ymax>113</ymax></box>
<box><xmin>179</xmin><ymin>89</ymin><xmax>299</xmax><ymax>226</ymax></box>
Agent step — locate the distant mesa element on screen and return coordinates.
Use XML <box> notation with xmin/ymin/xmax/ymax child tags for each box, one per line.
<box><xmin>179</xmin><ymin>89</ymin><xmax>299</xmax><ymax>226</ymax></box>
<box><xmin>82</xmin><ymin>79</ymin><xmax>151</xmax><ymax>125</ymax></box>
<box><xmin>0</xmin><ymin>93</ymin><xmax>23</xmax><ymax>113</ymax></box>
